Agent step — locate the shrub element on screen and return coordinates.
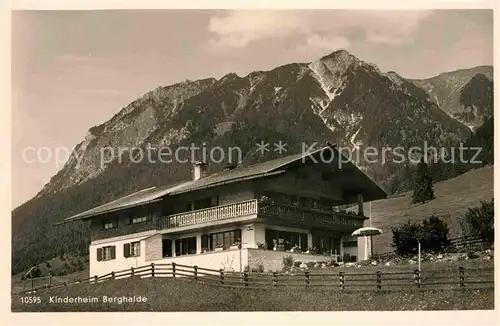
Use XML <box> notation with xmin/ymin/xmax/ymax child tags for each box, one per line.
<box><xmin>392</xmin><ymin>220</ymin><xmax>422</xmax><ymax>255</ymax></box>
<box><xmin>421</xmin><ymin>214</ymin><xmax>450</xmax><ymax>251</ymax></box>
<box><xmin>460</xmin><ymin>199</ymin><xmax>494</xmax><ymax>245</ymax></box>
<box><xmin>282</xmin><ymin>255</ymin><xmax>294</xmax><ymax>272</ymax></box>
<box><xmin>293</xmin><ymin>261</ymin><xmax>302</xmax><ymax>268</ymax></box>
<box><xmin>392</xmin><ymin>215</ymin><xmax>450</xmax><ymax>255</ymax></box>
<box><xmin>306</xmin><ymin>261</ymin><xmax>315</xmax><ymax>268</ymax></box>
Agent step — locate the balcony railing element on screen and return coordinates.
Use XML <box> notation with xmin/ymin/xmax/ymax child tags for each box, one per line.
<box><xmin>157</xmin><ymin>199</ymin><xmax>258</xmax><ymax>230</ymax></box>
<box><xmin>157</xmin><ymin>198</ymin><xmax>366</xmax><ymax>231</ymax></box>
<box><xmin>257</xmin><ymin>202</ymin><xmax>365</xmax><ymax>229</ymax></box>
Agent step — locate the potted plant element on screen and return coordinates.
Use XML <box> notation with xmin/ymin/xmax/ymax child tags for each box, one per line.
<box><xmin>230</xmin><ymin>240</ymin><xmax>241</xmax><ymax>250</ymax></box>
<box><xmin>306</xmin><ymin>246</ymin><xmax>318</xmax><ymax>254</ymax></box>
<box><xmin>256</xmin><ymin>242</ymin><xmax>267</xmax><ymax>250</ymax></box>
<box><xmin>290</xmin><ymin>245</ymin><xmax>300</xmax><ymax>253</ymax></box>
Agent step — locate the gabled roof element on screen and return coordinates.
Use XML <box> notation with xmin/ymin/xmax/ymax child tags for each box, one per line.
<box><xmin>58</xmin><ymin>144</ymin><xmax>387</xmax><ymax>224</ymax></box>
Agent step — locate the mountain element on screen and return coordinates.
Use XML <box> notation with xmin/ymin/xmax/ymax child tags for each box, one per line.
<box><xmin>411</xmin><ymin>66</ymin><xmax>493</xmax><ymax>130</ymax></box>
<box><xmin>12</xmin><ymin>50</ymin><xmax>492</xmax><ymax>274</ymax></box>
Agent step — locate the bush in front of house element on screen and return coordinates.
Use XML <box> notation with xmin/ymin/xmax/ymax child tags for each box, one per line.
<box><xmin>392</xmin><ymin>215</ymin><xmax>450</xmax><ymax>255</ymax></box>
<box><xmin>460</xmin><ymin>199</ymin><xmax>494</xmax><ymax>245</ymax></box>
<box><xmin>282</xmin><ymin>255</ymin><xmax>294</xmax><ymax>272</ymax></box>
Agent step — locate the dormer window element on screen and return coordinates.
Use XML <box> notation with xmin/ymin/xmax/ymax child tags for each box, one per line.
<box><xmin>132</xmin><ymin>216</ymin><xmax>147</xmax><ymax>224</ymax></box>
<box><xmin>102</xmin><ymin>219</ymin><xmax>117</xmax><ymax>230</ymax></box>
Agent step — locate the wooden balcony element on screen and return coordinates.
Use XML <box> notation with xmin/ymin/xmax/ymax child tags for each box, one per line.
<box><xmin>257</xmin><ymin>201</ymin><xmax>365</xmax><ymax>229</ymax></box>
<box><xmin>157</xmin><ymin>199</ymin><xmax>258</xmax><ymax>230</ymax></box>
<box><xmin>157</xmin><ymin>198</ymin><xmax>366</xmax><ymax>231</ymax></box>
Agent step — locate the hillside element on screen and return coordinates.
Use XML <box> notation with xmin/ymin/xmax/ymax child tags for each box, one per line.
<box><xmin>367</xmin><ymin>165</ymin><xmax>494</xmax><ymax>254</ymax></box>
<box><xmin>11</xmin><ymin>277</ymin><xmax>494</xmax><ymax>312</ymax></box>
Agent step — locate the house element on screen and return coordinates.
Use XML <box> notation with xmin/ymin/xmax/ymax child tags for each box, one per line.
<box><xmin>59</xmin><ymin>144</ymin><xmax>387</xmax><ymax>277</ymax></box>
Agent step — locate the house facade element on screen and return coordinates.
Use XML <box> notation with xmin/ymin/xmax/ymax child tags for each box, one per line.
<box><xmin>60</xmin><ymin>145</ymin><xmax>387</xmax><ymax>277</ymax></box>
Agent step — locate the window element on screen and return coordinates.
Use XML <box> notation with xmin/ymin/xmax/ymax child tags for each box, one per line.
<box><xmin>210</xmin><ymin>229</ymin><xmax>241</xmax><ymax>250</ymax></box>
<box><xmin>102</xmin><ymin>219</ymin><xmax>117</xmax><ymax>230</ymax></box>
<box><xmin>132</xmin><ymin>216</ymin><xmax>147</xmax><ymax>224</ymax></box>
<box><xmin>162</xmin><ymin>239</ymin><xmax>172</xmax><ymax>257</ymax></box>
<box><xmin>265</xmin><ymin>229</ymin><xmax>308</xmax><ymax>251</ymax></box>
<box><xmin>175</xmin><ymin>237</ymin><xmax>197</xmax><ymax>256</ymax></box>
<box><xmin>343</xmin><ymin>241</ymin><xmax>358</xmax><ymax>247</ymax></box>
<box><xmin>97</xmin><ymin>246</ymin><xmax>116</xmax><ymax>261</ymax></box>
<box><xmin>123</xmin><ymin>241</ymin><xmax>141</xmax><ymax>258</ymax></box>
<box><xmin>194</xmin><ymin>197</ymin><xmax>212</xmax><ymax>210</ymax></box>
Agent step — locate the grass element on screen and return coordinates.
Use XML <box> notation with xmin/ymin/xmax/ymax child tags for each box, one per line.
<box><xmin>366</xmin><ymin>165</ymin><xmax>493</xmax><ymax>253</ymax></box>
<box><xmin>11</xmin><ymin>276</ymin><xmax>493</xmax><ymax>312</ymax></box>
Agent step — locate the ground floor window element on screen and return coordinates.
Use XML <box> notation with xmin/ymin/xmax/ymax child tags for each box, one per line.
<box><xmin>162</xmin><ymin>239</ymin><xmax>172</xmax><ymax>257</ymax></box>
<box><xmin>209</xmin><ymin>229</ymin><xmax>241</xmax><ymax>251</ymax></box>
<box><xmin>265</xmin><ymin>229</ymin><xmax>308</xmax><ymax>251</ymax></box>
<box><xmin>97</xmin><ymin>245</ymin><xmax>116</xmax><ymax>261</ymax></box>
<box><xmin>123</xmin><ymin>241</ymin><xmax>141</xmax><ymax>258</ymax></box>
<box><xmin>313</xmin><ymin>233</ymin><xmax>342</xmax><ymax>255</ymax></box>
<box><xmin>175</xmin><ymin>237</ymin><xmax>197</xmax><ymax>256</ymax></box>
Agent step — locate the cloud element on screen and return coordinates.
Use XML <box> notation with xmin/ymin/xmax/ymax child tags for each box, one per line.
<box><xmin>297</xmin><ymin>34</ymin><xmax>351</xmax><ymax>53</ymax></box>
<box><xmin>207</xmin><ymin>10</ymin><xmax>432</xmax><ymax>51</ymax></box>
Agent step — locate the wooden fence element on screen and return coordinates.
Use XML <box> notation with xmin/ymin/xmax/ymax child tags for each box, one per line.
<box><xmin>20</xmin><ymin>262</ymin><xmax>494</xmax><ymax>294</ymax></box>
<box><xmin>449</xmin><ymin>235</ymin><xmax>489</xmax><ymax>251</ymax></box>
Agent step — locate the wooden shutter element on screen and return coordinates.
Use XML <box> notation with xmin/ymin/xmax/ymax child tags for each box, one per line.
<box><xmin>113</xmin><ymin>219</ymin><xmax>118</xmax><ymax>228</ymax></box>
<box><xmin>110</xmin><ymin>246</ymin><xmax>116</xmax><ymax>259</ymax></box>
<box><xmin>123</xmin><ymin>243</ymin><xmax>130</xmax><ymax>258</ymax></box>
<box><xmin>97</xmin><ymin>248</ymin><xmax>103</xmax><ymax>261</ymax></box>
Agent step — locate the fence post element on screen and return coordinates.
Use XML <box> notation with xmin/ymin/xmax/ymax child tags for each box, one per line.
<box><xmin>194</xmin><ymin>265</ymin><xmax>198</xmax><ymax>281</ymax></box>
<box><xmin>339</xmin><ymin>271</ymin><xmax>345</xmax><ymax>291</ymax></box>
<box><xmin>414</xmin><ymin>269</ymin><xmax>421</xmax><ymax>288</ymax></box>
<box><xmin>220</xmin><ymin>269</ymin><xmax>225</xmax><ymax>285</ymax></box>
<box><xmin>151</xmin><ymin>263</ymin><xmax>155</xmax><ymax>277</ymax></box>
<box><xmin>172</xmin><ymin>262</ymin><xmax>176</xmax><ymax>278</ymax></box>
<box><xmin>273</xmin><ymin>272</ymin><xmax>278</xmax><ymax>287</ymax></box>
<box><xmin>48</xmin><ymin>272</ymin><xmax>52</xmax><ymax>288</ymax></box>
<box><xmin>131</xmin><ymin>267</ymin><xmax>134</xmax><ymax>277</ymax></box>
<box><xmin>459</xmin><ymin>267</ymin><xmax>465</xmax><ymax>287</ymax></box>
<box><xmin>305</xmin><ymin>271</ymin><xmax>310</xmax><ymax>288</ymax></box>
<box><xmin>244</xmin><ymin>270</ymin><xmax>249</xmax><ymax>287</ymax></box>
<box><xmin>31</xmin><ymin>277</ymin><xmax>34</xmax><ymax>292</ymax></box>
<box><xmin>111</xmin><ymin>271</ymin><xmax>115</xmax><ymax>280</ymax></box>
<box><xmin>376</xmin><ymin>271</ymin><xmax>381</xmax><ymax>291</ymax></box>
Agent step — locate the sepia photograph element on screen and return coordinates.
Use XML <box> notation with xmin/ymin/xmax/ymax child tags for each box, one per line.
<box><xmin>8</xmin><ymin>1</ymin><xmax>496</xmax><ymax>321</ymax></box>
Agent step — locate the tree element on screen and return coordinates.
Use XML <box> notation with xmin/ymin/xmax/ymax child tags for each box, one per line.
<box><xmin>411</xmin><ymin>158</ymin><xmax>435</xmax><ymax>204</ymax></box>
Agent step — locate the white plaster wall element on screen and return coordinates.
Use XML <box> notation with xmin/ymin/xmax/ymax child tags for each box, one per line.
<box><xmin>153</xmin><ymin>249</ymin><xmax>249</xmax><ymax>272</ymax></box>
<box><xmin>89</xmin><ymin>234</ymin><xmax>151</xmax><ymax>278</ymax></box>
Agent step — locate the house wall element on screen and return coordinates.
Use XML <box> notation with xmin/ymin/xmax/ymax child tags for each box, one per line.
<box><xmin>89</xmin><ymin>202</ymin><xmax>161</xmax><ymax>242</ymax></box>
<box><xmin>247</xmin><ymin>249</ymin><xmax>332</xmax><ymax>272</ymax></box>
<box><xmin>169</xmin><ymin>182</ymin><xmax>255</xmax><ymax>213</ymax></box>
<box><xmin>89</xmin><ymin>233</ymin><xmax>152</xmax><ymax>278</ymax></box>
<box><xmin>152</xmin><ymin>249</ymin><xmax>248</xmax><ymax>272</ymax></box>
<box><xmin>255</xmin><ymin>166</ymin><xmax>343</xmax><ymax>201</ymax></box>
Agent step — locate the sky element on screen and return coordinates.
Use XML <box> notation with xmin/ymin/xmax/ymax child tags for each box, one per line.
<box><xmin>11</xmin><ymin>9</ymin><xmax>493</xmax><ymax>208</ymax></box>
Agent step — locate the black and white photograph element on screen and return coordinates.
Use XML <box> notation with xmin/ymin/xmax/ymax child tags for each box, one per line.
<box><xmin>7</xmin><ymin>0</ymin><xmax>496</xmax><ymax>322</ymax></box>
